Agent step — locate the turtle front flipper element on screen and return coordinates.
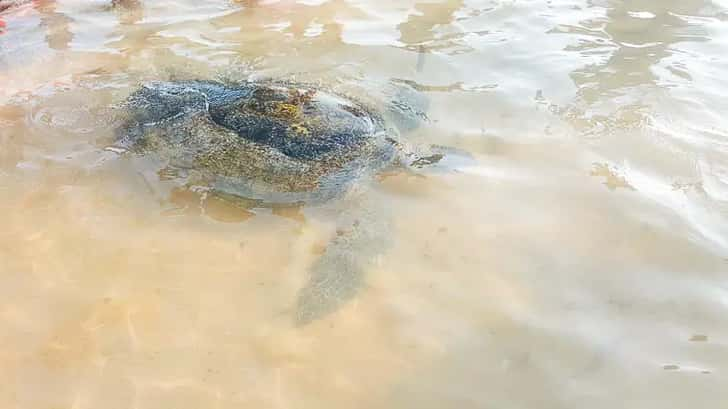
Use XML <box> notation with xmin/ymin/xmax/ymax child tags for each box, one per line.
<box><xmin>294</xmin><ymin>200</ymin><xmax>389</xmax><ymax>326</ymax></box>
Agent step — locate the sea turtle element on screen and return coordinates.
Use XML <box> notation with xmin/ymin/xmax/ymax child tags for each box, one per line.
<box><xmin>114</xmin><ymin>78</ymin><xmax>439</xmax><ymax>325</ymax></box>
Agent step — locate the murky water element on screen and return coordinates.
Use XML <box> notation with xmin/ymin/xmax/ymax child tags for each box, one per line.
<box><xmin>2</xmin><ymin>0</ymin><xmax>728</xmax><ymax>407</ymax></box>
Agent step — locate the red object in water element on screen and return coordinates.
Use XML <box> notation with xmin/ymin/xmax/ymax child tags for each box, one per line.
<box><xmin>0</xmin><ymin>0</ymin><xmax>43</xmax><ymax>35</ymax></box>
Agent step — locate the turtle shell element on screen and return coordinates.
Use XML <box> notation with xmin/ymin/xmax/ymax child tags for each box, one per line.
<box><xmin>116</xmin><ymin>80</ymin><xmax>401</xmax><ymax>204</ymax></box>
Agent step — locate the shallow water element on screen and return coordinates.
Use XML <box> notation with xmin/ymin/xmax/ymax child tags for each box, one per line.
<box><xmin>1</xmin><ymin>0</ymin><xmax>728</xmax><ymax>408</ymax></box>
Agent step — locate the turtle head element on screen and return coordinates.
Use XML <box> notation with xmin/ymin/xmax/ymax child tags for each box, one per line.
<box><xmin>383</xmin><ymin>80</ymin><xmax>430</xmax><ymax>133</ymax></box>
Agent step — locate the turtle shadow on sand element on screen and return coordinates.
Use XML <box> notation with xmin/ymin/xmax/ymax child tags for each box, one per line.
<box><xmin>113</xmin><ymin>77</ymin><xmax>463</xmax><ymax>326</ymax></box>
